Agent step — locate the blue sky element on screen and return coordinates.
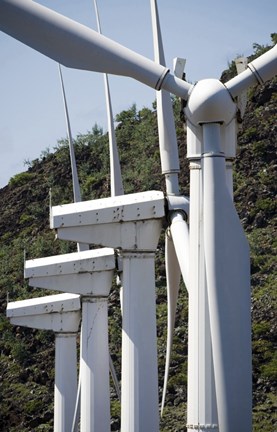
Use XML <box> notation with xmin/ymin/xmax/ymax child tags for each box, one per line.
<box><xmin>0</xmin><ymin>0</ymin><xmax>276</xmax><ymax>187</ymax></box>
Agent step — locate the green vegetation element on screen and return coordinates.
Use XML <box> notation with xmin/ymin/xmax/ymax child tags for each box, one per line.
<box><xmin>9</xmin><ymin>172</ymin><xmax>36</xmax><ymax>187</ymax></box>
<box><xmin>0</xmin><ymin>39</ymin><xmax>276</xmax><ymax>431</ymax></box>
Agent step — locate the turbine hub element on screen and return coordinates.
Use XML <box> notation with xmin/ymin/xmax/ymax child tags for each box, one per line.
<box><xmin>185</xmin><ymin>79</ymin><xmax>236</xmax><ymax>126</ymax></box>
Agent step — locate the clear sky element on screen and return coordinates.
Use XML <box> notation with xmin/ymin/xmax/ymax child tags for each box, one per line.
<box><xmin>0</xmin><ymin>0</ymin><xmax>276</xmax><ymax>187</ymax></box>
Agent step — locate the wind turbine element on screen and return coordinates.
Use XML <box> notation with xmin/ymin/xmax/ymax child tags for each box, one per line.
<box><xmin>184</xmin><ymin>79</ymin><xmax>251</xmax><ymax>432</ymax></box>
<box><xmin>58</xmin><ymin>60</ymin><xmax>121</xmax><ymax>408</ymax></box>
<box><xmin>150</xmin><ymin>3</ymin><xmax>217</xmax><ymax>427</ymax></box>
<box><xmin>1</xmin><ymin>1</ymin><xmax>277</xmax><ymax>430</ymax></box>
<box><xmin>50</xmin><ymin>190</ymin><xmax>165</xmax><ymax>432</ymax></box>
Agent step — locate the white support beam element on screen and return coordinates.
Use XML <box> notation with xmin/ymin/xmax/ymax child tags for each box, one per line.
<box><xmin>25</xmin><ymin>249</ymin><xmax>115</xmax><ymax>296</ymax></box>
<box><xmin>7</xmin><ymin>294</ymin><xmax>81</xmax><ymax>432</ymax></box>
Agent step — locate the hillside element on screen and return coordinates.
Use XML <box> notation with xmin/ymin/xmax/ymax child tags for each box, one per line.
<box><xmin>0</xmin><ymin>44</ymin><xmax>276</xmax><ymax>431</ymax></box>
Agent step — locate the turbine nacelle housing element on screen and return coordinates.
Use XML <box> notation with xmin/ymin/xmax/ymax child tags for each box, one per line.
<box><xmin>185</xmin><ymin>79</ymin><xmax>236</xmax><ymax>127</ymax></box>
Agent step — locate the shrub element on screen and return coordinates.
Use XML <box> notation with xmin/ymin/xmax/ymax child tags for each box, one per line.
<box><xmin>9</xmin><ymin>172</ymin><xmax>35</xmax><ymax>187</ymax></box>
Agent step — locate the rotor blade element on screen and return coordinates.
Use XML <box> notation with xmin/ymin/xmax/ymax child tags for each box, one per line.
<box><xmin>161</xmin><ymin>214</ymin><xmax>189</xmax><ymax>415</ymax></box>
<box><xmin>150</xmin><ymin>0</ymin><xmax>180</xmax><ymax>191</ymax></box>
<box><xmin>235</xmin><ymin>57</ymin><xmax>248</xmax><ymax>119</ymax></box>
<box><xmin>0</xmin><ymin>0</ymin><xmax>192</xmax><ymax>100</ymax></box>
<box><xmin>169</xmin><ymin>213</ymin><xmax>189</xmax><ymax>289</ymax></box>
<box><xmin>226</xmin><ymin>44</ymin><xmax>277</xmax><ymax>98</ymax></box>
<box><xmin>93</xmin><ymin>0</ymin><xmax>124</xmax><ymax>197</ymax></box>
<box><xmin>58</xmin><ymin>64</ymin><xmax>82</xmax><ymax>204</ymax></box>
<box><xmin>151</xmin><ymin>0</ymin><xmax>188</xmax><ymax>281</ymax></box>
<box><xmin>109</xmin><ymin>352</ymin><xmax>121</xmax><ymax>402</ymax></box>
<box><xmin>173</xmin><ymin>57</ymin><xmax>186</xmax><ymax>80</ymax></box>
<box><xmin>161</xmin><ymin>230</ymin><xmax>181</xmax><ymax>416</ymax></box>
<box><xmin>202</xmin><ymin>123</ymin><xmax>252</xmax><ymax>431</ymax></box>
<box><xmin>71</xmin><ymin>366</ymin><xmax>81</xmax><ymax>432</ymax></box>
<box><xmin>150</xmin><ymin>0</ymin><xmax>166</xmax><ymax>66</ymax></box>
<box><xmin>58</xmin><ymin>64</ymin><xmax>89</xmax><ymax>253</ymax></box>
<box><xmin>104</xmin><ymin>75</ymin><xmax>124</xmax><ymax>196</ymax></box>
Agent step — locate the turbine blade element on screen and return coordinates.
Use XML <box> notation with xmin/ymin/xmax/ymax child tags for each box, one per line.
<box><xmin>202</xmin><ymin>123</ymin><xmax>252</xmax><ymax>431</ymax></box>
<box><xmin>150</xmin><ymin>0</ymin><xmax>165</xmax><ymax>66</ymax></box>
<box><xmin>103</xmin><ymin>74</ymin><xmax>124</xmax><ymax>196</ymax></box>
<box><xmin>169</xmin><ymin>213</ymin><xmax>189</xmax><ymax>289</ymax></box>
<box><xmin>150</xmin><ymin>0</ymin><xmax>180</xmax><ymax>189</ymax></box>
<box><xmin>93</xmin><ymin>0</ymin><xmax>102</xmax><ymax>34</ymax></box>
<box><xmin>235</xmin><ymin>57</ymin><xmax>248</xmax><ymax>119</ymax></box>
<box><xmin>58</xmin><ymin>64</ymin><xmax>89</xmax><ymax>253</ymax></box>
<box><xmin>0</xmin><ymin>0</ymin><xmax>192</xmax><ymax>99</ymax></box>
<box><xmin>109</xmin><ymin>353</ymin><xmax>121</xmax><ymax>402</ymax></box>
<box><xmin>161</xmin><ymin>231</ymin><xmax>181</xmax><ymax>415</ymax></box>
<box><xmin>71</xmin><ymin>368</ymin><xmax>81</xmax><ymax>432</ymax></box>
<box><xmin>58</xmin><ymin>64</ymin><xmax>82</xmax><ymax>203</ymax></box>
<box><xmin>173</xmin><ymin>57</ymin><xmax>186</xmax><ymax>80</ymax></box>
<box><xmin>93</xmin><ymin>0</ymin><xmax>124</xmax><ymax>196</ymax></box>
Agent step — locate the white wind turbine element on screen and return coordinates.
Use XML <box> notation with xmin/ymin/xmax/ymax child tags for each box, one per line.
<box><xmin>1</xmin><ymin>1</ymin><xmax>277</xmax><ymax>430</ymax></box>
<box><xmin>47</xmin><ymin>191</ymin><xmax>165</xmax><ymax>432</ymax></box>
<box><xmin>50</xmin><ymin>190</ymin><xmax>165</xmax><ymax>432</ymax></box>
<box><xmin>150</xmin><ymin>3</ymin><xmax>217</xmax><ymax>426</ymax></box>
<box><xmin>58</xmin><ymin>60</ymin><xmax>121</xmax><ymax>409</ymax></box>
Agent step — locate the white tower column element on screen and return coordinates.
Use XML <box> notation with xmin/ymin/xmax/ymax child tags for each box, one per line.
<box><xmin>120</xmin><ymin>251</ymin><xmax>159</xmax><ymax>432</ymax></box>
<box><xmin>54</xmin><ymin>332</ymin><xmax>78</xmax><ymax>432</ymax></box>
<box><xmin>80</xmin><ymin>297</ymin><xmax>110</xmax><ymax>432</ymax></box>
<box><xmin>186</xmin><ymin>124</ymin><xmax>218</xmax><ymax>432</ymax></box>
